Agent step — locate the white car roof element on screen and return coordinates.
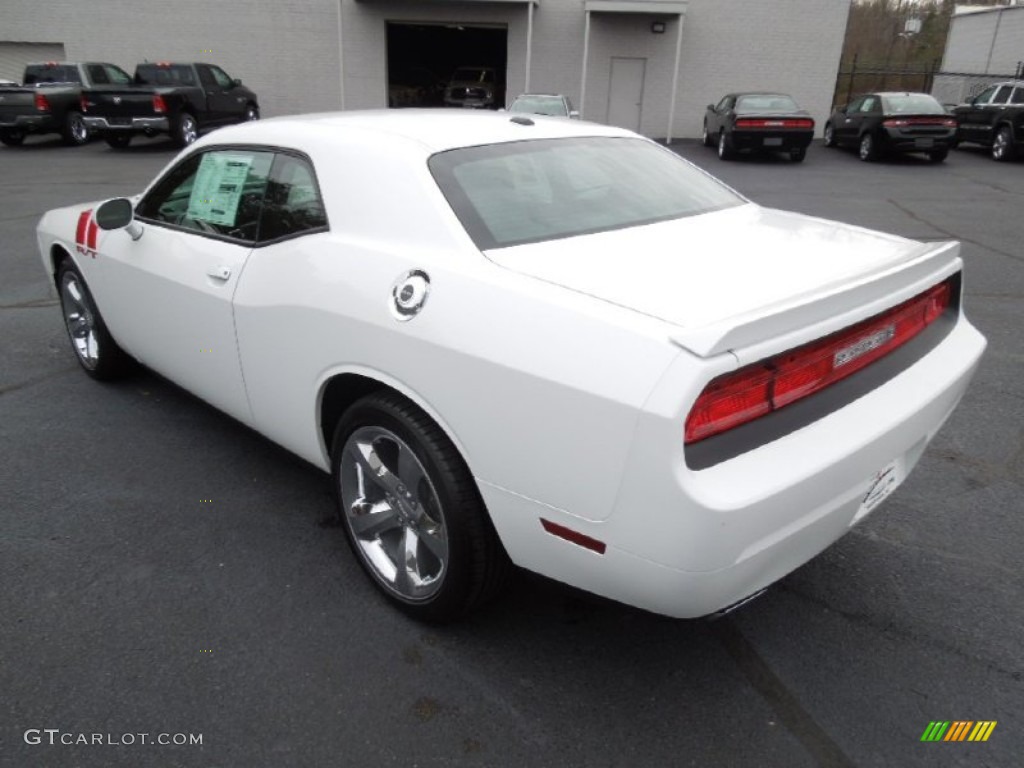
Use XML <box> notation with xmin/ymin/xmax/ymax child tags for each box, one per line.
<box><xmin>194</xmin><ymin>109</ymin><xmax>634</xmax><ymax>155</ymax></box>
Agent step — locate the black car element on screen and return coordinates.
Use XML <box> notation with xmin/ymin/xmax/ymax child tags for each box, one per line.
<box><xmin>824</xmin><ymin>92</ymin><xmax>956</xmax><ymax>162</ymax></box>
<box><xmin>703</xmin><ymin>92</ymin><xmax>814</xmax><ymax>162</ymax></box>
<box><xmin>951</xmin><ymin>80</ymin><xmax>1024</xmax><ymax>161</ymax></box>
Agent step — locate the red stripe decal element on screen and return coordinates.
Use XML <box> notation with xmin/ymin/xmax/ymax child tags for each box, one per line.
<box><xmin>76</xmin><ymin>210</ymin><xmax>91</xmax><ymax>245</ymax></box>
<box><xmin>87</xmin><ymin>218</ymin><xmax>99</xmax><ymax>250</ymax></box>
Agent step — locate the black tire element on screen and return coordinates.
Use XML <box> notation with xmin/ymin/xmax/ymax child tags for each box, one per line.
<box><xmin>0</xmin><ymin>129</ymin><xmax>26</xmax><ymax>147</ymax></box>
<box><xmin>823</xmin><ymin>122</ymin><xmax>836</xmax><ymax>148</ymax></box>
<box><xmin>56</xmin><ymin>260</ymin><xmax>133</xmax><ymax>380</ymax></box>
<box><xmin>173</xmin><ymin>113</ymin><xmax>198</xmax><ymax>148</ymax></box>
<box><xmin>331</xmin><ymin>392</ymin><xmax>511</xmax><ymax>622</ymax></box>
<box><xmin>717</xmin><ymin>130</ymin><xmax>735</xmax><ymax>160</ymax></box>
<box><xmin>928</xmin><ymin>148</ymin><xmax>949</xmax><ymax>163</ymax></box>
<box><xmin>701</xmin><ymin>120</ymin><xmax>713</xmax><ymax>147</ymax></box>
<box><xmin>243</xmin><ymin>104</ymin><xmax>259</xmax><ymax>122</ymax></box>
<box><xmin>991</xmin><ymin>125</ymin><xmax>1015</xmax><ymax>162</ymax></box>
<box><xmin>104</xmin><ymin>133</ymin><xmax>132</xmax><ymax>149</ymax></box>
<box><xmin>858</xmin><ymin>132</ymin><xmax>878</xmax><ymax>162</ymax></box>
<box><xmin>62</xmin><ymin>110</ymin><xmax>89</xmax><ymax>146</ymax></box>
<box><xmin>790</xmin><ymin>147</ymin><xmax>807</xmax><ymax>163</ymax></box>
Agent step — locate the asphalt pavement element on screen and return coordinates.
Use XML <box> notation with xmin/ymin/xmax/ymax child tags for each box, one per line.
<box><xmin>1</xmin><ymin>131</ymin><xmax>1021</xmax><ymax>768</ymax></box>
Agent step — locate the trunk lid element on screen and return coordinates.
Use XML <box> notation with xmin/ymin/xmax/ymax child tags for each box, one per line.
<box><xmin>83</xmin><ymin>87</ymin><xmax>160</xmax><ymax>118</ymax></box>
<box><xmin>485</xmin><ymin>204</ymin><xmax>961</xmax><ymax>357</ymax></box>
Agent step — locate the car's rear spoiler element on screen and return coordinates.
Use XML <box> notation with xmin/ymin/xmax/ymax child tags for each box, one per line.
<box><xmin>669</xmin><ymin>240</ymin><xmax>963</xmax><ymax>360</ymax></box>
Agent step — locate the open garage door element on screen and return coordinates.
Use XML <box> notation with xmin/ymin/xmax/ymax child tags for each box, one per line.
<box><xmin>0</xmin><ymin>42</ymin><xmax>67</xmax><ymax>83</ymax></box>
<box><xmin>387</xmin><ymin>22</ymin><xmax>507</xmax><ymax>109</ymax></box>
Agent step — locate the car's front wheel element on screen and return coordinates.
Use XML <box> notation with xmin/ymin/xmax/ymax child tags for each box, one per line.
<box><xmin>57</xmin><ymin>260</ymin><xmax>132</xmax><ymax>380</ymax></box>
<box><xmin>858</xmin><ymin>132</ymin><xmax>878</xmax><ymax>162</ymax></box>
<box><xmin>717</xmin><ymin>130</ymin><xmax>735</xmax><ymax>160</ymax></box>
<box><xmin>823</xmin><ymin>122</ymin><xmax>836</xmax><ymax>148</ymax></box>
<box><xmin>991</xmin><ymin>126</ymin><xmax>1015</xmax><ymax>162</ymax></box>
<box><xmin>332</xmin><ymin>392</ymin><xmax>511</xmax><ymax>622</ymax></box>
<box><xmin>244</xmin><ymin>104</ymin><xmax>259</xmax><ymax>122</ymax></box>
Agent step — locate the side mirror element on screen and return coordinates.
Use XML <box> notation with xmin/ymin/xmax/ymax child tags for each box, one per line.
<box><xmin>232</xmin><ymin>78</ymin><xmax>242</xmax><ymax>88</ymax></box>
<box><xmin>569</xmin><ymin>110</ymin><xmax>580</xmax><ymax>119</ymax></box>
<box><xmin>96</xmin><ymin>198</ymin><xmax>143</xmax><ymax>241</ymax></box>
<box><xmin>706</xmin><ymin>103</ymin><xmax>715</xmax><ymax>111</ymax></box>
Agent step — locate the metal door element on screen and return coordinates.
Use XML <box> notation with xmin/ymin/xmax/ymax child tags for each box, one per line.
<box><xmin>607</xmin><ymin>57</ymin><xmax>645</xmax><ymax>132</ymax></box>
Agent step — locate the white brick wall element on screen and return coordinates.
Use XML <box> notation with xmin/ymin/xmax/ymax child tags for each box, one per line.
<box><xmin>4</xmin><ymin>0</ymin><xmax>850</xmax><ymax>138</ymax></box>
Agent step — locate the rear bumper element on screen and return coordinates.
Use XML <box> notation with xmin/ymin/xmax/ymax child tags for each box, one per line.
<box><xmin>485</xmin><ymin>316</ymin><xmax>986</xmax><ymax>618</ymax></box>
<box><xmin>730</xmin><ymin>130</ymin><xmax>813</xmax><ymax>152</ymax></box>
<box><xmin>880</xmin><ymin>127</ymin><xmax>956</xmax><ymax>153</ymax></box>
<box><xmin>0</xmin><ymin>114</ymin><xmax>59</xmax><ymax>133</ymax></box>
<box><xmin>83</xmin><ymin>116</ymin><xmax>169</xmax><ymax>133</ymax></box>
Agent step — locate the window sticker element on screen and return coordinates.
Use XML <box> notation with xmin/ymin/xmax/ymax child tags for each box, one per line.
<box><xmin>186</xmin><ymin>153</ymin><xmax>254</xmax><ymax>227</ymax></box>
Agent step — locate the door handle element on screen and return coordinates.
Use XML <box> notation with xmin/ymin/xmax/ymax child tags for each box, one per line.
<box><xmin>207</xmin><ymin>265</ymin><xmax>231</xmax><ymax>281</ymax></box>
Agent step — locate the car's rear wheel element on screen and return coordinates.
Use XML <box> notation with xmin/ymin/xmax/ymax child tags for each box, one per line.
<box><xmin>62</xmin><ymin>111</ymin><xmax>89</xmax><ymax>146</ymax></box>
<box><xmin>790</xmin><ymin>147</ymin><xmax>807</xmax><ymax>163</ymax></box>
<box><xmin>57</xmin><ymin>260</ymin><xmax>132</xmax><ymax>380</ymax></box>
<box><xmin>0</xmin><ymin>128</ymin><xmax>26</xmax><ymax>147</ymax></box>
<box><xmin>717</xmin><ymin>130</ymin><xmax>735</xmax><ymax>160</ymax></box>
<box><xmin>332</xmin><ymin>392</ymin><xmax>511</xmax><ymax>622</ymax></box>
<box><xmin>858</xmin><ymin>132</ymin><xmax>877</xmax><ymax>162</ymax></box>
<box><xmin>173</xmin><ymin>113</ymin><xmax>198</xmax><ymax>148</ymax></box>
<box><xmin>928</xmin><ymin>148</ymin><xmax>949</xmax><ymax>163</ymax></box>
<box><xmin>104</xmin><ymin>133</ymin><xmax>132</xmax><ymax>149</ymax></box>
<box><xmin>702</xmin><ymin>120</ymin><xmax>713</xmax><ymax>147</ymax></box>
<box><xmin>823</xmin><ymin>122</ymin><xmax>836</xmax><ymax>148</ymax></box>
<box><xmin>991</xmin><ymin>126</ymin><xmax>1014</xmax><ymax>162</ymax></box>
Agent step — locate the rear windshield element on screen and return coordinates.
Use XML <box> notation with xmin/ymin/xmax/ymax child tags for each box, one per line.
<box><xmin>135</xmin><ymin>64</ymin><xmax>196</xmax><ymax>87</ymax></box>
<box><xmin>430</xmin><ymin>137</ymin><xmax>744</xmax><ymax>250</ymax></box>
<box><xmin>736</xmin><ymin>94</ymin><xmax>799</xmax><ymax>112</ymax></box>
<box><xmin>880</xmin><ymin>94</ymin><xmax>945</xmax><ymax>114</ymax></box>
<box><xmin>24</xmin><ymin>65</ymin><xmax>81</xmax><ymax>85</ymax></box>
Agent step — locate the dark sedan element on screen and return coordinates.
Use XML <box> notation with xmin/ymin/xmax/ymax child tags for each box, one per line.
<box><xmin>703</xmin><ymin>93</ymin><xmax>814</xmax><ymax>162</ymax></box>
<box><xmin>824</xmin><ymin>92</ymin><xmax>956</xmax><ymax>162</ymax></box>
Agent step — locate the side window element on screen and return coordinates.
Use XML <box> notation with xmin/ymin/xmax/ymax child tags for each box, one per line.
<box><xmin>209</xmin><ymin>66</ymin><xmax>234</xmax><ymax>89</ymax></box>
<box><xmin>257</xmin><ymin>154</ymin><xmax>328</xmax><ymax>243</ymax></box>
<box><xmin>973</xmin><ymin>85</ymin><xmax>998</xmax><ymax>105</ymax></box>
<box><xmin>992</xmin><ymin>85</ymin><xmax>1013</xmax><ymax>104</ymax></box>
<box><xmin>136</xmin><ymin>149</ymin><xmax>274</xmax><ymax>243</ymax></box>
<box><xmin>196</xmin><ymin>66</ymin><xmax>217</xmax><ymax>88</ymax></box>
<box><xmin>1012</xmin><ymin>88</ymin><xmax>1024</xmax><ymax>105</ymax></box>
<box><xmin>87</xmin><ymin>65</ymin><xmax>109</xmax><ymax>85</ymax></box>
<box><xmin>716</xmin><ymin>96</ymin><xmax>732</xmax><ymax>112</ymax></box>
<box><xmin>846</xmin><ymin>97</ymin><xmax>864</xmax><ymax>113</ymax></box>
<box><xmin>860</xmin><ymin>97</ymin><xmax>879</xmax><ymax>113</ymax></box>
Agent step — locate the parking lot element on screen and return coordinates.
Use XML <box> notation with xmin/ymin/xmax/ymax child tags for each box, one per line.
<box><xmin>1</xmin><ymin>132</ymin><xmax>1021</xmax><ymax>768</ymax></box>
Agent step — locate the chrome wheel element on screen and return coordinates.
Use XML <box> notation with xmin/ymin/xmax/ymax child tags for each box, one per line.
<box><xmin>60</xmin><ymin>271</ymin><xmax>100</xmax><ymax>370</ymax></box>
<box><xmin>859</xmin><ymin>133</ymin><xmax>875</xmax><ymax>161</ymax></box>
<box><xmin>66</xmin><ymin>112</ymin><xmax>89</xmax><ymax>145</ymax></box>
<box><xmin>244</xmin><ymin>105</ymin><xmax>259</xmax><ymax>121</ymax></box>
<box><xmin>718</xmin><ymin>130</ymin><xmax>733</xmax><ymax>160</ymax></box>
<box><xmin>340</xmin><ymin>425</ymin><xmax>448</xmax><ymax>601</ymax></box>
<box><xmin>823</xmin><ymin>122</ymin><xmax>835</xmax><ymax>147</ymax></box>
<box><xmin>177</xmin><ymin>115</ymin><xmax>198</xmax><ymax>146</ymax></box>
<box><xmin>992</xmin><ymin>127</ymin><xmax>1012</xmax><ymax>161</ymax></box>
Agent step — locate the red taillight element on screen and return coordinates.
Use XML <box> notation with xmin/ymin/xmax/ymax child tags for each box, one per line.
<box><xmin>685</xmin><ymin>280</ymin><xmax>953</xmax><ymax>444</ymax></box>
<box><xmin>883</xmin><ymin>117</ymin><xmax>957</xmax><ymax>128</ymax></box>
<box><xmin>152</xmin><ymin>94</ymin><xmax>167</xmax><ymax>114</ymax></box>
<box><xmin>735</xmin><ymin>118</ymin><xmax>814</xmax><ymax>129</ymax></box>
<box><xmin>34</xmin><ymin>92</ymin><xmax>50</xmax><ymax>111</ymax></box>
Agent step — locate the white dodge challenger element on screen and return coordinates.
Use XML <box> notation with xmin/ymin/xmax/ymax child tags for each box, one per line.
<box><xmin>37</xmin><ymin>110</ymin><xmax>986</xmax><ymax>621</ymax></box>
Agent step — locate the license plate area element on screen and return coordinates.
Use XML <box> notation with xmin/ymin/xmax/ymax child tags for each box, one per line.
<box><xmin>763</xmin><ymin>137</ymin><xmax>783</xmax><ymax>146</ymax></box>
<box><xmin>914</xmin><ymin>137</ymin><xmax>935</xmax><ymax>149</ymax></box>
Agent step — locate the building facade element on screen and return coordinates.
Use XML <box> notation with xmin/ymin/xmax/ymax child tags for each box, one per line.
<box><xmin>3</xmin><ymin>0</ymin><xmax>851</xmax><ymax>139</ymax></box>
<box><xmin>934</xmin><ymin>4</ymin><xmax>1024</xmax><ymax>105</ymax></box>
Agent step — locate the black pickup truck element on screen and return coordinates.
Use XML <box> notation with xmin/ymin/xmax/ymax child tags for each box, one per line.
<box><xmin>0</xmin><ymin>62</ymin><xmax>133</xmax><ymax>146</ymax></box>
<box><xmin>952</xmin><ymin>80</ymin><xmax>1024</xmax><ymax>161</ymax></box>
<box><xmin>82</xmin><ymin>62</ymin><xmax>260</xmax><ymax>149</ymax></box>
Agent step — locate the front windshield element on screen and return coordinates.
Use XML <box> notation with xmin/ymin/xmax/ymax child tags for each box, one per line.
<box><xmin>430</xmin><ymin>137</ymin><xmax>744</xmax><ymax>250</ymax></box>
<box><xmin>509</xmin><ymin>96</ymin><xmax>567</xmax><ymax>116</ymax></box>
